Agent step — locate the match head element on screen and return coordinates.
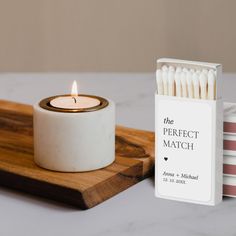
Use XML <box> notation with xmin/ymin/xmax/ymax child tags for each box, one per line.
<box><xmin>180</xmin><ymin>72</ymin><xmax>187</xmax><ymax>85</ymax></box>
<box><xmin>186</xmin><ymin>71</ymin><xmax>192</xmax><ymax>85</ymax></box>
<box><xmin>199</xmin><ymin>72</ymin><xmax>208</xmax><ymax>87</ymax></box>
<box><xmin>192</xmin><ymin>72</ymin><xmax>199</xmax><ymax>86</ymax></box>
<box><xmin>190</xmin><ymin>68</ymin><xmax>195</xmax><ymax>74</ymax></box>
<box><xmin>168</xmin><ymin>70</ymin><xmax>175</xmax><ymax>83</ymax></box>
<box><xmin>208</xmin><ymin>69</ymin><xmax>215</xmax><ymax>76</ymax></box>
<box><xmin>162</xmin><ymin>70</ymin><xmax>168</xmax><ymax>82</ymax></box>
<box><xmin>174</xmin><ymin>71</ymin><xmax>181</xmax><ymax>85</ymax></box>
<box><xmin>176</xmin><ymin>67</ymin><xmax>182</xmax><ymax>73</ymax></box>
<box><xmin>208</xmin><ymin>71</ymin><xmax>216</xmax><ymax>85</ymax></box>
<box><xmin>156</xmin><ymin>69</ymin><xmax>162</xmax><ymax>81</ymax></box>
<box><xmin>162</xmin><ymin>65</ymin><xmax>168</xmax><ymax>72</ymax></box>
<box><xmin>169</xmin><ymin>66</ymin><xmax>175</xmax><ymax>72</ymax></box>
<box><xmin>202</xmin><ymin>69</ymin><xmax>208</xmax><ymax>74</ymax></box>
<box><xmin>196</xmin><ymin>70</ymin><xmax>201</xmax><ymax>75</ymax></box>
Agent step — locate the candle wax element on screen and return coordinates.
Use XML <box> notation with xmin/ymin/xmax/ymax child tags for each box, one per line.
<box><xmin>50</xmin><ymin>96</ymin><xmax>100</xmax><ymax>109</ymax></box>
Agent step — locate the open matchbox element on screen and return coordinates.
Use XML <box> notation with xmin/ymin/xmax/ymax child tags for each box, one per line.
<box><xmin>155</xmin><ymin>58</ymin><xmax>223</xmax><ymax>205</ymax></box>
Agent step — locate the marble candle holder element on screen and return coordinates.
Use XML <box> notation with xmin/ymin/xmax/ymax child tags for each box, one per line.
<box><xmin>33</xmin><ymin>94</ymin><xmax>115</xmax><ymax>172</ymax></box>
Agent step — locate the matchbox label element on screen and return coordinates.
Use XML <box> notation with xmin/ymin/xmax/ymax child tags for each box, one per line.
<box><xmin>156</xmin><ymin>98</ymin><xmax>213</xmax><ymax>202</ymax></box>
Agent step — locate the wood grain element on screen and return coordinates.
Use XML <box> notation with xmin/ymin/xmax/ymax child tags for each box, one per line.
<box><xmin>0</xmin><ymin>100</ymin><xmax>154</xmax><ymax>209</ymax></box>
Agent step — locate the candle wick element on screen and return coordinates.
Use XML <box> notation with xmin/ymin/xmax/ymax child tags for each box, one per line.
<box><xmin>72</xmin><ymin>97</ymin><xmax>77</xmax><ymax>103</ymax></box>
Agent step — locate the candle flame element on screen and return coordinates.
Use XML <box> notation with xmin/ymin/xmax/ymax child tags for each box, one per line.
<box><xmin>71</xmin><ymin>80</ymin><xmax>78</xmax><ymax>97</ymax></box>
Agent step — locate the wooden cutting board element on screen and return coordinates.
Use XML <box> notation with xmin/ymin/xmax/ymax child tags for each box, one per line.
<box><xmin>0</xmin><ymin>100</ymin><xmax>154</xmax><ymax>209</ymax></box>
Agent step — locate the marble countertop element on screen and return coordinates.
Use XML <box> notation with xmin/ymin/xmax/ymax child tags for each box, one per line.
<box><xmin>0</xmin><ymin>73</ymin><xmax>236</xmax><ymax>236</ymax></box>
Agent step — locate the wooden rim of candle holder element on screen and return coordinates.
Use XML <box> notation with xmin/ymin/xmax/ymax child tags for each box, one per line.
<box><xmin>39</xmin><ymin>94</ymin><xmax>109</xmax><ymax>113</ymax></box>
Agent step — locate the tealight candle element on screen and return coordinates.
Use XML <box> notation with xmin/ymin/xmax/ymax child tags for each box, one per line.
<box><xmin>50</xmin><ymin>81</ymin><xmax>101</xmax><ymax>109</ymax></box>
<box><xmin>50</xmin><ymin>96</ymin><xmax>100</xmax><ymax>109</ymax></box>
<box><xmin>33</xmin><ymin>81</ymin><xmax>115</xmax><ymax>172</ymax></box>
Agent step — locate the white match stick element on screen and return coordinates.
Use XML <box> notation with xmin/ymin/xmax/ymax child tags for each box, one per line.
<box><xmin>174</xmin><ymin>71</ymin><xmax>182</xmax><ymax>97</ymax></box>
<box><xmin>208</xmin><ymin>70</ymin><xmax>216</xmax><ymax>100</ymax></box>
<box><xmin>202</xmin><ymin>69</ymin><xmax>208</xmax><ymax>74</ymax></box>
<box><xmin>192</xmin><ymin>72</ymin><xmax>200</xmax><ymax>99</ymax></box>
<box><xmin>162</xmin><ymin>68</ymin><xmax>168</xmax><ymax>95</ymax></box>
<box><xmin>180</xmin><ymin>72</ymin><xmax>187</xmax><ymax>97</ymax></box>
<box><xmin>196</xmin><ymin>70</ymin><xmax>201</xmax><ymax>75</ymax></box>
<box><xmin>156</xmin><ymin>69</ymin><xmax>164</xmax><ymax>95</ymax></box>
<box><xmin>169</xmin><ymin>66</ymin><xmax>175</xmax><ymax>72</ymax></box>
<box><xmin>208</xmin><ymin>69</ymin><xmax>215</xmax><ymax>76</ymax></box>
<box><xmin>183</xmin><ymin>68</ymin><xmax>188</xmax><ymax>73</ymax></box>
<box><xmin>199</xmin><ymin>72</ymin><xmax>208</xmax><ymax>99</ymax></box>
<box><xmin>162</xmin><ymin>65</ymin><xmax>168</xmax><ymax>72</ymax></box>
<box><xmin>190</xmin><ymin>68</ymin><xmax>195</xmax><ymax>74</ymax></box>
<box><xmin>186</xmin><ymin>71</ymin><xmax>193</xmax><ymax>98</ymax></box>
<box><xmin>176</xmin><ymin>67</ymin><xmax>182</xmax><ymax>73</ymax></box>
<box><xmin>168</xmin><ymin>70</ymin><xmax>175</xmax><ymax>96</ymax></box>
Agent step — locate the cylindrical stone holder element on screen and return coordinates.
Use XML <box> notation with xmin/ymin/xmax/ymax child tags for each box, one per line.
<box><xmin>33</xmin><ymin>94</ymin><xmax>115</xmax><ymax>172</ymax></box>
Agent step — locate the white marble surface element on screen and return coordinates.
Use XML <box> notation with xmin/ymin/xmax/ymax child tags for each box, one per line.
<box><xmin>0</xmin><ymin>73</ymin><xmax>236</xmax><ymax>236</ymax></box>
